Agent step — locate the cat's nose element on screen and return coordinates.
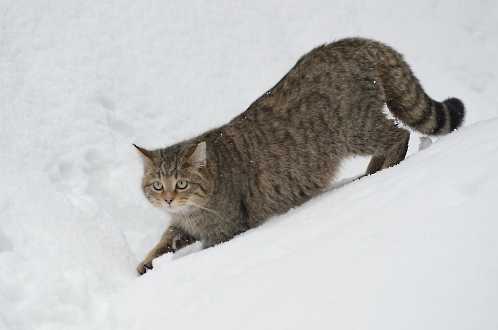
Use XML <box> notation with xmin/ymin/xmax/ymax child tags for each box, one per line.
<box><xmin>164</xmin><ymin>192</ymin><xmax>175</xmax><ymax>205</ymax></box>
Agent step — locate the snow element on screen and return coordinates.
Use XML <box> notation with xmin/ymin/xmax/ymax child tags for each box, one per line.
<box><xmin>1</xmin><ymin>1</ymin><xmax>497</xmax><ymax>329</ymax></box>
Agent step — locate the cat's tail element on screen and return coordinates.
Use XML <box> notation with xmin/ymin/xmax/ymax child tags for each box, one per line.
<box><xmin>390</xmin><ymin>94</ymin><xmax>465</xmax><ymax>136</ymax></box>
<box><xmin>375</xmin><ymin>43</ymin><xmax>465</xmax><ymax>135</ymax></box>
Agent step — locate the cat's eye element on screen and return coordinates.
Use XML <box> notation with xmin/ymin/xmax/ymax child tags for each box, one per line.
<box><xmin>176</xmin><ymin>180</ymin><xmax>189</xmax><ymax>190</ymax></box>
<box><xmin>152</xmin><ymin>181</ymin><xmax>163</xmax><ymax>191</ymax></box>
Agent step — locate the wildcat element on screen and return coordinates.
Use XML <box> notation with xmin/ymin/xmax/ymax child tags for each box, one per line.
<box><xmin>135</xmin><ymin>37</ymin><xmax>464</xmax><ymax>275</ymax></box>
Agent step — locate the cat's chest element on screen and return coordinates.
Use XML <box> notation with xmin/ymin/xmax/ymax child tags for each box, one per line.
<box><xmin>171</xmin><ymin>212</ymin><xmax>206</xmax><ymax>239</ymax></box>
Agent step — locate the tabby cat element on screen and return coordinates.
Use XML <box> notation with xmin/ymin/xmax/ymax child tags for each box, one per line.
<box><xmin>135</xmin><ymin>38</ymin><xmax>465</xmax><ymax>275</ymax></box>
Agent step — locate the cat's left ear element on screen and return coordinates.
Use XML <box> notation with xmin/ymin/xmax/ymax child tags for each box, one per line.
<box><xmin>133</xmin><ymin>144</ymin><xmax>154</xmax><ymax>164</ymax></box>
<box><xmin>187</xmin><ymin>141</ymin><xmax>206</xmax><ymax>168</ymax></box>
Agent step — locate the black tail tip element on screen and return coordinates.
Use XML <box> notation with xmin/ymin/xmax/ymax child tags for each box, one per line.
<box><xmin>443</xmin><ymin>97</ymin><xmax>465</xmax><ymax>131</ymax></box>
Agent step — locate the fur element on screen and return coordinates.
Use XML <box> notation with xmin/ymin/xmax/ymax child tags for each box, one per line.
<box><xmin>135</xmin><ymin>37</ymin><xmax>465</xmax><ymax>274</ymax></box>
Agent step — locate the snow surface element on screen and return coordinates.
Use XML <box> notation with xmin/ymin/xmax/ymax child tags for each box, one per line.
<box><xmin>1</xmin><ymin>1</ymin><xmax>498</xmax><ymax>330</ymax></box>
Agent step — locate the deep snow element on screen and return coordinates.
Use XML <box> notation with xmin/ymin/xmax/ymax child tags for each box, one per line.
<box><xmin>1</xmin><ymin>1</ymin><xmax>497</xmax><ymax>330</ymax></box>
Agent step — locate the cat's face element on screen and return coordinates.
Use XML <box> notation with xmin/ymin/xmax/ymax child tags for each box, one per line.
<box><xmin>135</xmin><ymin>141</ymin><xmax>213</xmax><ymax>214</ymax></box>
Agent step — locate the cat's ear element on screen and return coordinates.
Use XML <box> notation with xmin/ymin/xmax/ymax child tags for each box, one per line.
<box><xmin>133</xmin><ymin>144</ymin><xmax>154</xmax><ymax>164</ymax></box>
<box><xmin>187</xmin><ymin>141</ymin><xmax>206</xmax><ymax>168</ymax></box>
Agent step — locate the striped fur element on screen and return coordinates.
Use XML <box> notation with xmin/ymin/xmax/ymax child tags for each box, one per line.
<box><xmin>374</xmin><ymin>40</ymin><xmax>465</xmax><ymax>135</ymax></box>
<box><xmin>136</xmin><ymin>38</ymin><xmax>465</xmax><ymax>272</ymax></box>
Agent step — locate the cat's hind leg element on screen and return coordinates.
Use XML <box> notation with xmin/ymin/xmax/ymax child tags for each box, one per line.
<box><xmin>366</xmin><ymin>155</ymin><xmax>385</xmax><ymax>175</ymax></box>
<box><xmin>365</xmin><ymin>127</ymin><xmax>410</xmax><ymax>175</ymax></box>
<box><xmin>349</xmin><ymin>104</ymin><xmax>410</xmax><ymax>176</ymax></box>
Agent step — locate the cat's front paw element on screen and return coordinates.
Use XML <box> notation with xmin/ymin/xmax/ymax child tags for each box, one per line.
<box><xmin>136</xmin><ymin>259</ymin><xmax>153</xmax><ymax>275</ymax></box>
<box><xmin>171</xmin><ymin>232</ymin><xmax>196</xmax><ymax>251</ymax></box>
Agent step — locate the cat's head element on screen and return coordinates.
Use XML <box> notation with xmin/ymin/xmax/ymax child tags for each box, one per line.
<box><xmin>134</xmin><ymin>141</ymin><xmax>214</xmax><ymax>214</ymax></box>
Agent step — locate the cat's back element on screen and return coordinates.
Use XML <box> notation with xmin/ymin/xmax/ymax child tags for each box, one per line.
<box><xmin>234</xmin><ymin>38</ymin><xmax>388</xmax><ymax>116</ymax></box>
<box><xmin>297</xmin><ymin>37</ymin><xmax>395</xmax><ymax>69</ymax></box>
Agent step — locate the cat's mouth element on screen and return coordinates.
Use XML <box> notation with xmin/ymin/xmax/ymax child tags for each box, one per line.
<box><xmin>161</xmin><ymin>203</ymin><xmax>193</xmax><ymax>214</ymax></box>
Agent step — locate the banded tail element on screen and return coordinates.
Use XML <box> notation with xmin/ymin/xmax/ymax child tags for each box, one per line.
<box><xmin>374</xmin><ymin>42</ymin><xmax>465</xmax><ymax>135</ymax></box>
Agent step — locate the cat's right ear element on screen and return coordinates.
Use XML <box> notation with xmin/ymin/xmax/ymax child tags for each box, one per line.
<box><xmin>133</xmin><ymin>144</ymin><xmax>154</xmax><ymax>164</ymax></box>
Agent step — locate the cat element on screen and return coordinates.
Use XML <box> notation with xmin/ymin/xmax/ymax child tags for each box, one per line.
<box><xmin>134</xmin><ymin>37</ymin><xmax>465</xmax><ymax>275</ymax></box>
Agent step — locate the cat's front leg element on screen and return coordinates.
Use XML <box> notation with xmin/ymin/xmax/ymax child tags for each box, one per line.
<box><xmin>137</xmin><ymin>226</ymin><xmax>196</xmax><ymax>275</ymax></box>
